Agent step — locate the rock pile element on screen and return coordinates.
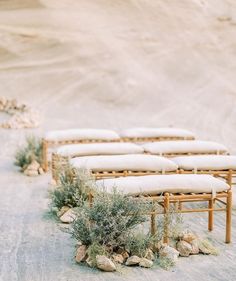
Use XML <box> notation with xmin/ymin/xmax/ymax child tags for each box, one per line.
<box><xmin>74</xmin><ymin>229</ymin><xmax>218</xmax><ymax>272</ymax></box>
<box><xmin>57</xmin><ymin>206</ymin><xmax>76</xmax><ymax>223</ymax></box>
<box><xmin>0</xmin><ymin>97</ymin><xmax>40</xmax><ymax>129</ymax></box>
<box><xmin>23</xmin><ymin>160</ymin><xmax>44</xmax><ymax>176</ymax></box>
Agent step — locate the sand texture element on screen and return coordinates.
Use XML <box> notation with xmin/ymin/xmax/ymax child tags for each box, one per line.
<box><xmin>0</xmin><ymin>0</ymin><xmax>236</xmax><ymax>280</ymax></box>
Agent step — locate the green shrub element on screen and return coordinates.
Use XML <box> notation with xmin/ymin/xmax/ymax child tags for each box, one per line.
<box><xmin>15</xmin><ymin>136</ymin><xmax>43</xmax><ymax>170</ymax></box>
<box><xmin>71</xmin><ymin>190</ymin><xmax>149</xmax><ymax>249</ymax></box>
<box><xmin>157</xmin><ymin>256</ymin><xmax>175</xmax><ymax>270</ymax></box>
<box><xmin>125</xmin><ymin>232</ymin><xmax>155</xmax><ymax>257</ymax></box>
<box><xmin>49</xmin><ymin>166</ymin><xmax>94</xmax><ymax>210</ymax></box>
<box><xmin>87</xmin><ymin>242</ymin><xmax>108</xmax><ymax>267</ymax></box>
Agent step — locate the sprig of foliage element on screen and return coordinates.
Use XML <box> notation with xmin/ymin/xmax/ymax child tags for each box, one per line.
<box><xmin>71</xmin><ymin>190</ymin><xmax>149</xmax><ymax>248</ymax></box>
<box><xmin>125</xmin><ymin>232</ymin><xmax>155</xmax><ymax>257</ymax></box>
<box><xmin>15</xmin><ymin>136</ymin><xmax>42</xmax><ymax>170</ymax></box>
<box><xmin>87</xmin><ymin>242</ymin><xmax>108</xmax><ymax>267</ymax></box>
<box><xmin>49</xmin><ymin>166</ymin><xmax>94</xmax><ymax>210</ymax></box>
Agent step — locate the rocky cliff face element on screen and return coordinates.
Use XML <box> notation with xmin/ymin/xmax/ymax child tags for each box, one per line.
<box><xmin>0</xmin><ymin>0</ymin><xmax>236</xmax><ymax>151</ymax></box>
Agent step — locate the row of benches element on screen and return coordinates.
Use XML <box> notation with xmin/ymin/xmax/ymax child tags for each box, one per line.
<box><xmin>44</xmin><ymin>128</ymin><xmax>235</xmax><ymax>243</ymax></box>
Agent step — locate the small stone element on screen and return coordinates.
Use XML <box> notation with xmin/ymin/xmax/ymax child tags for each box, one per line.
<box><xmin>190</xmin><ymin>239</ymin><xmax>200</xmax><ymax>255</ymax></box>
<box><xmin>112</xmin><ymin>254</ymin><xmax>124</xmax><ymax>264</ymax></box>
<box><xmin>152</xmin><ymin>241</ymin><xmax>165</xmax><ymax>253</ymax></box>
<box><xmin>24</xmin><ymin>169</ymin><xmax>39</xmax><ymax>177</ymax></box>
<box><xmin>139</xmin><ymin>258</ymin><xmax>153</xmax><ymax>268</ymax></box>
<box><xmin>144</xmin><ymin>249</ymin><xmax>155</xmax><ymax>261</ymax></box>
<box><xmin>121</xmin><ymin>250</ymin><xmax>129</xmax><ymax>260</ymax></box>
<box><xmin>57</xmin><ymin>206</ymin><xmax>70</xmax><ymax>218</ymax></box>
<box><xmin>75</xmin><ymin>245</ymin><xmax>87</xmax><ymax>263</ymax></box>
<box><xmin>196</xmin><ymin>239</ymin><xmax>211</xmax><ymax>255</ymax></box>
<box><xmin>125</xmin><ymin>255</ymin><xmax>141</xmax><ymax>266</ymax></box>
<box><xmin>177</xmin><ymin>241</ymin><xmax>192</xmax><ymax>257</ymax></box>
<box><xmin>27</xmin><ymin>160</ymin><xmax>40</xmax><ymax>171</ymax></box>
<box><xmin>60</xmin><ymin>209</ymin><xmax>76</xmax><ymax>223</ymax></box>
<box><xmin>159</xmin><ymin>245</ymin><xmax>179</xmax><ymax>263</ymax></box>
<box><xmin>179</xmin><ymin>230</ymin><xmax>197</xmax><ymax>243</ymax></box>
<box><xmin>96</xmin><ymin>255</ymin><xmax>116</xmax><ymax>272</ymax></box>
<box><xmin>86</xmin><ymin>257</ymin><xmax>93</xmax><ymax>267</ymax></box>
<box><xmin>38</xmin><ymin>167</ymin><xmax>44</xmax><ymax>175</ymax></box>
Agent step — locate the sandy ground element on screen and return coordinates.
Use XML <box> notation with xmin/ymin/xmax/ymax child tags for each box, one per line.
<box><xmin>0</xmin><ymin>0</ymin><xmax>236</xmax><ymax>280</ymax></box>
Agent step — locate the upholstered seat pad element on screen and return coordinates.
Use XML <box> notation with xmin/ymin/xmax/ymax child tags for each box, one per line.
<box><xmin>45</xmin><ymin>129</ymin><xmax>120</xmax><ymax>142</ymax></box>
<box><xmin>70</xmin><ymin>154</ymin><xmax>178</xmax><ymax>172</ymax></box>
<box><xmin>56</xmin><ymin>143</ymin><xmax>144</xmax><ymax>157</ymax></box>
<box><xmin>95</xmin><ymin>174</ymin><xmax>229</xmax><ymax>196</ymax></box>
<box><xmin>172</xmin><ymin>155</ymin><xmax>236</xmax><ymax>170</ymax></box>
<box><xmin>142</xmin><ymin>141</ymin><xmax>228</xmax><ymax>155</ymax></box>
<box><xmin>120</xmin><ymin>128</ymin><xmax>195</xmax><ymax>139</ymax></box>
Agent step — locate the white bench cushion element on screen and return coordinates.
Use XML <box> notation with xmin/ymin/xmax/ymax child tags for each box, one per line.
<box><xmin>142</xmin><ymin>141</ymin><xmax>228</xmax><ymax>155</ymax></box>
<box><xmin>56</xmin><ymin>143</ymin><xmax>144</xmax><ymax>157</ymax></box>
<box><xmin>45</xmin><ymin>129</ymin><xmax>120</xmax><ymax>142</ymax></box>
<box><xmin>70</xmin><ymin>155</ymin><xmax>178</xmax><ymax>172</ymax></box>
<box><xmin>172</xmin><ymin>156</ymin><xmax>236</xmax><ymax>170</ymax></box>
<box><xmin>120</xmin><ymin>128</ymin><xmax>195</xmax><ymax>139</ymax></box>
<box><xmin>96</xmin><ymin>174</ymin><xmax>229</xmax><ymax>196</ymax></box>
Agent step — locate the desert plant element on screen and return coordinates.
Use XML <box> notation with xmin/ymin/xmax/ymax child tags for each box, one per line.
<box><xmin>87</xmin><ymin>242</ymin><xmax>108</xmax><ymax>267</ymax></box>
<box><xmin>49</xmin><ymin>166</ymin><xmax>94</xmax><ymax>211</ymax></box>
<box><xmin>71</xmin><ymin>190</ymin><xmax>149</xmax><ymax>249</ymax></box>
<box><xmin>125</xmin><ymin>232</ymin><xmax>155</xmax><ymax>257</ymax></box>
<box><xmin>15</xmin><ymin>136</ymin><xmax>43</xmax><ymax>170</ymax></box>
<box><xmin>154</xmin><ymin>205</ymin><xmax>183</xmax><ymax>241</ymax></box>
<box><xmin>156</xmin><ymin>256</ymin><xmax>175</xmax><ymax>270</ymax></box>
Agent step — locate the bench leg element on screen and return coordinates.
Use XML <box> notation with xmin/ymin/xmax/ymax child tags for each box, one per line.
<box><xmin>208</xmin><ymin>199</ymin><xmax>214</xmax><ymax>231</ymax></box>
<box><xmin>163</xmin><ymin>193</ymin><xmax>170</xmax><ymax>244</ymax></box>
<box><xmin>42</xmin><ymin>139</ymin><xmax>48</xmax><ymax>172</ymax></box>
<box><xmin>226</xmin><ymin>190</ymin><xmax>232</xmax><ymax>243</ymax></box>
<box><xmin>227</xmin><ymin>170</ymin><xmax>233</xmax><ymax>188</ymax></box>
<box><xmin>151</xmin><ymin>213</ymin><xmax>156</xmax><ymax>235</ymax></box>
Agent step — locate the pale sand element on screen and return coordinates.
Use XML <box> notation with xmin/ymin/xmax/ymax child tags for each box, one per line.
<box><xmin>0</xmin><ymin>1</ymin><xmax>236</xmax><ymax>280</ymax></box>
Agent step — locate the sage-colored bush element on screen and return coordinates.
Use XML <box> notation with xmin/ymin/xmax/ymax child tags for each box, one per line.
<box><xmin>125</xmin><ymin>232</ymin><xmax>155</xmax><ymax>257</ymax></box>
<box><xmin>49</xmin><ymin>166</ymin><xmax>94</xmax><ymax>211</ymax></box>
<box><xmin>15</xmin><ymin>136</ymin><xmax>42</xmax><ymax>170</ymax></box>
<box><xmin>71</xmin><ymin>190</ymin><xmax>149</xmax><ymax>249</ymax></box>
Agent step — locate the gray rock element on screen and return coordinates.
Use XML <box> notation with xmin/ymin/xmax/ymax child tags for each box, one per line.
<box><xmin>24</xmin><ymin>169</ymin><xmax>39</xmax><ymax>177</ymax></box>
<box><xmin>86</xmin><ymin>257</ymin><xmax>93</xmax><ymax>267</ymax></box>
<box><xmin>38</xmin><ymin>167</ymin><xmax>44</xmax><ymax>175</ymax></box>
<box><xmin>179</xmin><ymin>229</ymin><xmax>197</xmax><ymax>243</ymax></box>
<box><xmin>57</xmin><ymin>206</ymin><xmax>70</xmax><ymax>218</ymax></box>
<box><xmin>139</xmin><ymin>258</ymin><xmax>153</xmax><ymax>268</ymax></box>
<box><xmin>75</xmin><ymin>245</ymin><xmax>87</xmax><ymax>263</ymax></box>
<box><xmin>112</xmin><ymin>254</ymin><xmax>124</xmax><ymax>264</ymax></box>
<box><xmin>177</xmin><ymin>240</ymin><xmax>192</xmax><ymax>257</ymax></box>
<box><xmin>144</xmin><ymin>249</ymin><xmax>155</xmax><ymax>261</ymax></box>
<box><xmin>125</xmin><ymin>255</ymin><xmax>141</xmax><ymax>266</ymax></box>
<box><xmin>59</xmin><ymin>208</ymin><xmax>76</xmax><ymax>223</ymax></box>
<box><xmin>196</xmin><ymin>239</ymin><xmax>211</xmax><ymax>255</ymax></box>
<box><xmin>27</xmin><ymin>160</ymin><xmax>40</xmax><ymax>171</ymax></box>
<box><xmin>190</xmin><ymin>239</ymin><xmax>200</xmax><ymax>255</ymax></box>
<box><xmin>159</xmin><ymin>245</ymin><xmax>179</xmax><ymax>263</ymax></box>
<box><xmin>96</xmin><ymin>255</ymin><xmax>116</xmax><ymax>272</ymax></box>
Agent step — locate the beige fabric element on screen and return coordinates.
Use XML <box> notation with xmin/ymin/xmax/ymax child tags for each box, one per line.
<box><xmin>172</xmin><ymin>155</ymin><xmax>236</xmax><ymax>170</ymax></box>
<box><xmin>45</xmin><ymin>129</ymin><xmax>120</xmax><ymax>142</ymax></box>
<box><xmin>56</xmin><ymin>142</ymin><xmax>144</xmax><ymax>157</ymax></box>
<box><xmin>120</xmin><ymin>128</ymin><xmax>195</xmax><ymax>139</ymax></box>
<box><xmin>96</xmin><ymin>174</ymin><xmax>230</xmax><ymax>196</ymax></box>
<box><xmin>142</xmin><ymin>140</ymin><xmax>228</xmax><ymax>155</ymax></box>
<box><xmin>70</xmin><ymin>154</ymin><xmax>178</xmax><ymax>172</ymax></box>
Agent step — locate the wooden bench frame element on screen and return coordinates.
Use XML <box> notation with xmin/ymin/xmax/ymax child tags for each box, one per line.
<box><xmin>88</xmin><ymin>188</ymin><xmax>232</xmax><ymax>244</ymax></box>
<box><xmin>51</xmin><ymin>151</ymin><xmax>235</xmax><ymax>189</ymax></box>
<box><xmin>42</xmin><ymin>138</ymin><xmax>120</xmax><ymax>172</ymax></box>
<box><xmin>42</xmin><ymin>135</ymin><xmax>195</xmax><ymax>172</ymax></box>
